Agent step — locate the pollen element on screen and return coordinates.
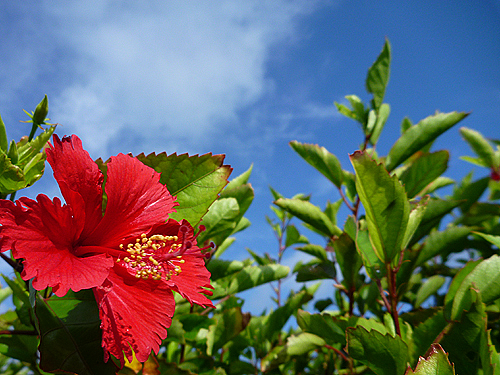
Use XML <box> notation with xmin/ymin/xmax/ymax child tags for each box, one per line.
<box><xmin>118</xmin><ymin>232</ymin><xmax>187</xmax><ymax>281</ymax></box>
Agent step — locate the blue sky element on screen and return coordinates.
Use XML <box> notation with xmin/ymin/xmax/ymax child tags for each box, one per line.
<box><xmin>1</xmin><ymin>1</ymin><xmax>499</xmax><ymax>313</ymax></box>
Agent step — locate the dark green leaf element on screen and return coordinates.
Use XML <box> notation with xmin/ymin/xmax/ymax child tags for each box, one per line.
<box><xmin>416</xmin><ymin>226</ymin><xmax>473</xmax><ymax>266</ymax></box>
<box><xmin>206</xmin><ymin>308</ymin><xmax>250</xmax><ymax>355</ymax></box>
<box><xmin>35</xmin><ymin>290</ymin><xmax>115</xmax><ymax>375</ymax></box>
<box><xmin>333</xmin><ymin>233</ymin><xmax>362</xmax><ymax>290</ymax></box>
<box><xmin>136</xmin><ymin>152</ymin><xmax>231</xmax><ymax>226</ymax></box>
<box><xmin>296</xmin><ymin>244</ymin><xmax>328</xmax><ymax>261</ymax></box>
<box><xmin>385</xmin><ymin>112</ymin><xmax>469</xmax><ymax>172</ymax></box>
<box><xmin>347</xmin><ymin>325</ymin><xmax>408</xmax><ymax>375</ymax></box>
<box><xmin>399</xmin><ymin>151</ymin><xmax>449</xmax><ymax>199</ymax></box>
<box><xmin>295</xmin><ymin>260</ymin><xmax>336</xmax><ymax>282</ymax></box>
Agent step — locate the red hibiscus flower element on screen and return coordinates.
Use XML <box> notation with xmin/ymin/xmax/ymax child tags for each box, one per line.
<box><xmin>0</xmin><ymin>135</ymin><xmax>214</xmax><ymax>365</ymax></box>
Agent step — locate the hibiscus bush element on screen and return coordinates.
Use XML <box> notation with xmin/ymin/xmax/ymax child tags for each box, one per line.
<box><xmin>1</xmin><ymin>39</ymin><xmax>500</xmax><ymax>375</ymax></box>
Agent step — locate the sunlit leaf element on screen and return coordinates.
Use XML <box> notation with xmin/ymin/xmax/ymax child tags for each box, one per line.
<box><xmin>366</xmin><ymin>38</ymin><xmax>391</xmax><ymax>110</ymax></box>
<box><xmin>385</xmin><ymin>112</ymin><xmax>468</xmax><ymax>172</ymax></box>
<box><xmin>136</xmin><ymin>152</ymin><xmax>231</xmax><ymax>226</ymax></box>
<box><xmin>405</xmin><ymin>344</ymin><xmax>455</xmax><ymax>375</ymax></box>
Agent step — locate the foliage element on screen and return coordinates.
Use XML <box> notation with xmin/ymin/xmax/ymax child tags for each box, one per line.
<box><xmin>1</xmin><ymin>38</ymin><xmax>500</xmax><ymax>375</ymax></box>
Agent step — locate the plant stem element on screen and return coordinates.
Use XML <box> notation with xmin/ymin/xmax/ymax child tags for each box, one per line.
<box><xmin>387</xmin><ymin>265</ymin><xmax>401</xmax><ymax>336</ymax></box>
<box><xmin>0</xmin><ymin>252</ymin><xmax>23</xmax><ymax>273</ymax></box>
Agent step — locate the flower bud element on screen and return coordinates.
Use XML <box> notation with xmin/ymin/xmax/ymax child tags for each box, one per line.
<box><xmin>32</xmin><ymin>95</ymin><xmax>49</xmax><ymax>125</ymax></box>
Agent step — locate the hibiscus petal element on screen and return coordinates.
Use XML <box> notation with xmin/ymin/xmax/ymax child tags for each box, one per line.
<box><xmin>166</xmin><ymin>253</ymin><xmax>214</xmax><ymax>308</ymax></box>
<box><xmin>94</xmin><ymin>265</ymin><xmax>175</xmax><ymax>365</ymax></box>
<box><xmin>90</xmin><ymin>154</ymin><xmax>177</xmax><ymax>247</ymax></box>
<box><xmin>0</xmin><ymin>196</ymin><xmax>113</xmax><ymax>296</ymax></box>
<box><xmin>47</xmin><ymin>135</ymin><xmax>104</xmax><ymax>239</ymax></box>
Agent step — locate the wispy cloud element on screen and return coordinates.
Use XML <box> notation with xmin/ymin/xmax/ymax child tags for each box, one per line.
<box><xmin>0</xmin><ymin>1</ymin><xmax>333</xmax><ymax>157</ymax></box>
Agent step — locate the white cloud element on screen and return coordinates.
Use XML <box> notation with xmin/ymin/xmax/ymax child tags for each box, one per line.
<box><xmin>20</xmin><ymin>0</ymin><xmax>330</xmax><ymax>156</ymax></box>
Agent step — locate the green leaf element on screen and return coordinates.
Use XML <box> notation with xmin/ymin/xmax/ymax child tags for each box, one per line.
<box><xmin>263</xmin><ymin>290</ymin><xmax>313</xmax><ymax>341</ymax></box>
<box><xmin>206</xmin><ymin>308</ymin><xmax>250</xmax><ymax>355</ymax></box>
<box><xmin>416</xmin><ymin>226</ymin><xmax>473</xmax><ymax>266</ymax></box>
<box><xmin>385</xmin><ymin>112</ymin><xmax>469</xmax><ymax>172</ymax></box>
<box><xmin>206</xmin><ymin>259</ymin><xmax>246</xmax><ymax>281</ymax></box>
<box><xmin>442</xmin><ymin>290</ymin><xmax>484</xmax><ymax>374</ymax></box>
<box><xmin>350</xmin><ymin>151</ymin><xmax>410</xmax><ymax>263</ymax></box>
<box><xmin>274</xmin><ymin>198</ymin><xmax>341</xmax><ymax>237</ymax></box>
<box><xmin>347</xmin><ymin>325</ymin><xmax>408</xmax><ymax>375</ymax></box>
<box><xmin>0</xmin><ymin>153</ymin><xmax>25</xmax><ymax>194</ymax></box>
<box><xmin>196</xmin><ymin>198</ymin><xmax>240</xmax><ymax>243</ymax></box>
<box><xmin>480</xmin><ymin>329</ymin><xmax>500</xmax><ymax>375</ymax></box>
<box><xmin>224</xmin><ymin>164</ymin><xmax>252</xmax><ymax>191</ymax></box>
<box><xmin>452</xmin><ymin>175</ymin><xmax>489</xmax><ymax>214</ymax></box>
<box><xmin>285</xmin><ymin>224</ymin><xmax>308</xmax><ymax>248</ymax></box>
<box><xmin>296</xmin><ymin>244</ymin><xmax>328</xmax><ymax>261</ymax></box>
<box><xmin>17</xmin><ymin>125</ymin><xmax>56</xmax><ymax>167</ymax></box>
<box><xmin>355</xmin><ymin>225</ymin><xmax>386</xmax><ymax>279</ymax></box>
<box><xmin>409</xmin><ymin>199</ymin><xmax>462</xmax><ymax>247</ymax></box>
<box><xmin>405</xmin><ymin>344</ymin><xmax>455</xmax><ymax>375</ymax></box>
<box><xmin>401</xmin><ymin>197</ymin><xmax>428</xmax><ymax>251</ymax></box>
<box><xmin>333</xmin><ymin>233</ymin><xmax>362</xmax><ymax>289</ymax></box>
<box><xmin>289</xmin><ymin>141</ymin><xmax>343</xmax><ymax>188</ymax></box>
<box><xmin>419</xmin><ymin>177</ymin><xmax>455</xmax><ymax>196</ymax></box>
<box><xmin>444</xmin><ymin>259</ymin><xmax>481</xmax><ymax>321</ymax></box>
<box><xmin>450</xmin><ymin>255</ymin><xmax>500</xmax><ymax>321</ymax></box>
<box><xmin>370</xmin><ymin>103</ymin><xmax>390</xmax><ymax>144</ymax></box>
<box><xmin>35</xmin><ymin>290</ymin><xmax>115</xmax><ymax>375</ymax></box>
<box><xmin>399</xmin><ymin>151</ymin><xmax>449</xmax><ymax>199</ymax></box>
<box><xmin>211</xmin><ymin>264</ymin><xmax>289</xmax><ymax>299</ymax></box>
<box><xmin>0</xmin><ymin>114</ymin><xmax>8</xmax><ymax>152</ymax></box>
<box><xmin>136</xmin><ymin>152</ymin><xmax>232</xmax><ymax>226</ymax></box>
<box><xmin>460</xmin><ymin>127</ymin><xmax>497</xmax><ymax>168</ymax></box>
<box><xmin>415</xmin><ymin>275</ymin><xmax>446</xmax><ymax>308</ymax></box>
<box><xmin>473</xmin><ymin>232</ymin><xmax>500</xmax><ymax>249</ymax></box>
<box><xmin>366</xmin><ymin>38</ymin><xmax>391</xmax><ymax>110</ymax></box>
<box><xmin>297</xmin><ymin>310</ymin><xmax>348</xmax><ymax>346</ymax></box>
<box><xmin>409</xmin><ymin>308</ymin><xmax>448</xmax><ymax>362</ymax></box>
<box><xmin>295</xmin><ymin>260</ymin><xmax>336</xmax><ymax>282</ymax></box>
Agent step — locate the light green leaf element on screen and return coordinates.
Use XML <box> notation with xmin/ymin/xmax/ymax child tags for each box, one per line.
<box><xmin>350</xmin><ymin>151</ymin><xmax>410</xmax><ymax>263</ymax></box>
<box><xmin>460</xmin><ymin>127</ymin><xmax>496</xmax><ymax>168</ymax></box>
<box><xmin>370</xmin><ymin>103</ymin><xmax>390</xmax><ymax>145</ymax></box>
<box><xmin>296</xmin><ymin>244</ymin><xmax>328</xmax><ymax>261</ymax></box>
<box><xmin>405</xmin><ymin>344</ymin><xmax>455</xmax><ymax>375</ymax></box>
<box><xmin>401</xmin><ymin>197</ymin><xmax>428</xmax><ymax>251</ymax></box>
<box><xmin>473</xmin><ymin>232</ymin><xmax>500</xmax><ymax>249</ymax></box>
<box><xmin>136</xmin><ymin>152</ymin><xmax>231</xmax><ymax>226</ymax></box>
<box><xmin>274</xmin><ymin>198</ymin><xmax>341</xmax><ymax>237</ymax></box>
<box><xmin>289</xmin><ymin>141</ymin><xmax>343</xmax><ymax>188</ymax></box>
<box><xmin>450</xmin><ymin>255</ymin><xmax>500</xmax><ymax>321</ymax></box>
<box><xmin>196</xmin><ymin>198</ymin><xmax>240</xmax><ymax>244</ymax></box>
<box><xmin>366</xmin><ymin>38</ymin><xmax>391</xmax><ymax>110</ymax></box>
<box><xmin>415</xmin><ymin>275</ymin><xmax>446</xmax><ymax>308</ymax></box>
<box><xmin>385</xmin><ymin>112</ymin><xmax>469</xmax><ymax>172</ymax></box>
<box><xmin>224</xmin><ymin>164</ymin><xmax>252</xmax><ymax>191</ymax></box>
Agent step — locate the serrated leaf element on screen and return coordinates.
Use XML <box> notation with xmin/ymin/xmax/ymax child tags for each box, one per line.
<box><xmin>35</xmin><ymin>290</ymin><xmax>115</xmax><ymax>375</ymax></box>
<box><xmin>347</xmin><ymin>325</ymin><xmax>408</xmax><ymax>375</ymax></box>
<box><xmin>366</xmin><ymin>38</ymin><xmax>391</xmax><ymax>110</ymax></box>
<box><xmin>274</xmin><ymin>198</ymin><xmax>341</xmax><ymax>237</ymax></box>
<box><xmin>289</xmin><ymin>141</ymin><xmax>343</xmax><ymax>188</ymax></box>
<box><xmin>136</xmin><ymin>152</ymin><xmax>231</xmax><ymax>226</ymax></box>
<box><xmin>406</xmin><ymin>344</ymin><xmax>455</xmax><ymax>375</ymax></box>
<box><xmin>399</xmin><ymin>151</ymin><xmax>449</xmax><ymax>199</ymax></box>
<box><xmin>350</xmin><ymin>151</ymin><xmax>410</xmax><ymax>263</ymax></box>
<box><xmin>297</xmin><ymin>310</ymin><xmax>347</xmax><ymax>346</ymax></box>
<box><xmin>385</xmin><ymin>112</ymin><xmax>469</xmax><ymax>172</ymax></box>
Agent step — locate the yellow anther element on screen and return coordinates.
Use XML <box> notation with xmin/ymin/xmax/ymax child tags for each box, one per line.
<box><xmin>179</xmin><ymin>259</ymin><xmax>185</xmax><ymax>264</ymax></box>
<box><xmin>149</xmin><ymin>256</ymin><xmax>159</xmax><ymax>266</ymax></box>
<box><xmin>124</xmin><ymin>257</ymin><xmax>130</xmax><ymax>262</ymax></box>
<box><xmin>119</xmin><ymin>244</ymin><xmax>124</xmax><ymax>249</ymax></box>
<box><xmin>116</xmin><ymin>258</ymin><xmax>121</xmax><ymax>263</ymax></box>
<box><xmin>141</xmin><ymin>233</ymin><xmax>147</xmax><ymax>238</ymax></box>
<box><xmin>142</xmin><ymin>237</ymin><xmax>148</xmax><ymax>243</ymax></box>
<box><xmin>131</xmin><ymin>261</ymin><xmax>137</xmax><ymax>267</ymax></box>
<box><xmin>140</xmin><ymin>262</ymin><xmax>146</xmax><ymax>267</ymax></box>
<box><xmin>135</xmin><ymin>272</ymin><xmax>141</xmax><ymax>278</ymax></box>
